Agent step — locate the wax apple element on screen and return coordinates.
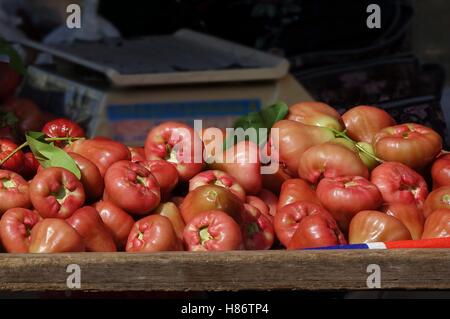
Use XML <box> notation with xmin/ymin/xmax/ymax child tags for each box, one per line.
<box><xmin>0</xmin><ymin>169</ymin><xmax>31</xmax><ymax>214</ymax></box>
<box><xmin>183</xmin><ymin>210</ymin><xmax>242</xmax><ymax>251</ymax></box>
<box><xmin>298</xmin><ymin>142</ymin><xmax>369</xmax><ymax>184</ymax></box>
<box><xmin>0</xmin><ymin>62</ymin><xmax>21</xmax><ymax>100</ymax></box>
<box><xmin>171</xmin><ymin>196</ymin><xmax>184</xmax><ymax>208</ymax></box>
<box><xmin>241</xmin><ymin>204</ymin><xmax>274</xmax><ymax>250</ymax></box>
<box><xmin>180</xmin><ymin>185</ymin><xmax>243</xmax><ymax>224</ymax></box>
<box><xmin>3</xmin><ymin>98</ymin><xmax>45</xmax><ymax>133</ymax></box>
<box><xmin>356</xmin><ymin>142</ymin><xmax>379</xmax><ymax>170</ymax></box>
<box><xmin>316</xmin><ymin>176</ymin><xmax>382</xmax><ymax>232</ymax></box>
<box><xmin>342</xmin><ymin>105</ymin><xmax>396</xmax><ymax>143</ymax></box>
<box><xmin>67</xmin><ymin>206</ymin><xmax>116</xmax><ymax>252</ymax></box>
<box><xmin>68</xmin><ymin>152</ymin><xmax>104</xmax><ymax>201</ymax></box>
<box><xmin>29</xmin><ymin>218</ymin><xmax>85</xmax><ymax>253</ymax></box>
<box><xmin>246</xmin><ymin>195</ymin><xmax>272</xmax><ymax>222</ymax></box>
<box><xmin>154</xmin><ymin>202</ymin><xmax>186</xmax><ymax>241</ymax></box>
<box><xmin>104</xmin><ymin>161</ymin><xmax>160</xmax><ymax>215</ymax></box>
<box><xmin>257</xmin><ymin>189</ymin><xmax>278</xmax><ymax>218</ymax></box>
<box><xmin>423</xmin><ymin>186</ymin><xmax>450</xmax><ymax>218</ymax></box>
<box><xmin>141</xmin><ymin>160</ymin><xmax>179</xmax><ymax>200</ymax></box>
<box><xmin>274</xmin><ymin>201</ymin><xmax>332</xmax><ymax>247</ymax></box>
<box><xmin>373</xmin><ymin>123</ymin><xmax>442</xmax><ymax>169</ymax></box>
<box><xmin>21</xmin><ymin>152</ymin><xmax>40</xmax><ymax>180</ymax></box>
<box><xmin>371</xmin><ymin>162</ymin><xmax>428</xmax><ymax>208</ymax></box>
<box><xmin>261</xmin><ymin>164</ymin><xmax>292</xmax><ymax>194</ymax></box>
<box><xmin>94</xmin><ymin>201</ymin><xmax>134</xmax><ymax>248</ymax></box>
<box><xmin>349</xmin><ymin>210</ymin><xmax>412</xmax><ymax>243</ymax></box>
<box><xmin>126</xmin><ymin>215</ymin><xmax>181</xmax><ymax>252</ymax></box>
<box><xmin>42</xmin><ymin>118</ymin><xmax>85</xmax><ymax>147</ymax></box>
<box><xmin>271</xmin><ymin>120</ymin><xmax>334</xmax><ymax>175</ymax></box>
<box><xmin>421</xmin><ymin>209</ymin><xmax>450</xmax><ymax>239</ymax></box>
<box><xmin>277</xmin><ymin>179</ymin><xmax>321</xmax><ymax>209</ymax></box>
<box><xmin>65</xmin><ymin>138</ymin><xmax>131</xmax><ymax>176</ymax></box>
<box><xmin>30</xmin><ymin>167</ymin><xmax>85</xmax><ymax>219</ymax></box>
<box><xmin>210</xmin><ymin>140</ymin><xmax>262</xmax><ymax>195</ymax></box>
<box><xmin>0</xmin><ymin>208</ymin><xmax>41</xmax><ymax>253</ymax></box>
<box><xmin>328</xmin><ymin>138</ymin><xmax>379</xmax><ymax>170</ymax></box>
<box><xmin>431</xmin><ymin>154</ymin><xmax>450</xmax><ymax>189</ymax></box>
<box><xmin>382</xmin><ymin>203</ymin><xmax>424</xmax><ymax>240</ymax></box>
<box><xmin>287</xmin><ymin>213</ymin><xmax>346</xmax><ymax>249</ymax></box>
<box><xmin>189</xmin><ymin>170</ymin><xmax>245</xmax><ymax>201</ymax></box>
<box><xmin>0</xmin><ymin>139</ymin><xmax>24</xmax><ymax>173</ymax></box>
<box><xmin>287</xmin><ymin>101</ymin><xmax>344</xmax><ymax>131</ymax></box>
<box><xmin>128</xmin><ymin>146</ymin><xmax>146</xmax><ymax>162</ymax></box>
<box><xmin>144</xmin><ymin>121</ymin><xmax>204</xmax><ymax>181</ymax></box>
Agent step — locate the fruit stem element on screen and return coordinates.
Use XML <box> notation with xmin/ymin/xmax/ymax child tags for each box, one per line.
<box><xmin>44</xmin><ymin>137</ymin><xmax>83</xmax><ymax>142</ymax></box>
<box><xmin>326</xmin><ymin>127</ymin><xmax>384</xmax><ymax>163</ymax></box>
<box><xmin>0</xmin><ymin>141</ymin><xmax>27</xmax><ymax>165</ymax></box>
<box><xmin>0</xmin><ymin>136</ymin><xmax>83</xmax><ymax>166</ymax></box>
<box><xmin>199</xmin><ymin>227</ymin><xmax>213</xmax><ymax>245</ymax></box>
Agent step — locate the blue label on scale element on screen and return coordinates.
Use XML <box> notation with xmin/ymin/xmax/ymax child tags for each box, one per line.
<box><xmin>107</xmin><ymin>99</ymin><xmax>261</xmax><ymax>121</ymax></box>
<box><xmin>106</xmin><ymin>99</ymin><xmax>261</xmax><ymax>143</ymax></box>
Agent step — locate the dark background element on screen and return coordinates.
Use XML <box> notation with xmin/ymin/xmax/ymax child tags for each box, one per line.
<box><xmin>12</xmin><ymin>1</ymin><xmax>449</xmax><ymax>137</ymax></box>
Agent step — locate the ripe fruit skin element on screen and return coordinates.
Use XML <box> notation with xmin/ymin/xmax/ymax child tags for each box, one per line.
<box><xmin>371</xmin><ymin>162</ymin><xmax>428</xmax><ymax>209</ymax></box>
<box><xmin>183</xmin><ymin>210</ymin><xmax>242</xmax><ymax>251</ymax></box>
<box><xmin>382</xmin><ymin>203</ymin><xmax>424</xmax><ymax>240</ymax></box>
<box><xmin>287</xmin><ymin>101</ymin><xmax>344</xmax><ymax>131</ymax></box>
<box><xmin>373</xmin><ymin>123</ymin><xmax>442</xmax><ymax>170</ymax></box>
<box><xmin>189</xmin><ymin>170</ymin><xmax>245</xmax><ymax>201</ymax></box>
<box><xmin>287</xmin><ymin>213</ymin><xmax>346</xmax><ymax>249</ymax></box>
<box><xmin>126</xmin><ymin>215</ymin><xmax>182</xmax><ymax>252</ymax></box>
<box><xmin>0</xmin><ymin>208</ymin><xmax>42</xmax><ymax>253</ymax></box>
<box><xmin>103</xmin><ymin>161</ymin><xmax>160</xmax><ymax>215</ymax></box>
<box><xmin>210</xmin><ymin>140</ymin><xmax>262</xmax><ymax>195</ymax></box>
<box><xmin>431</xmin><ymin>154</ymin><xmax>450</xmax><ymax>189</ymax></box>
<box><xmin>298</xmin><ymin>142</ymin><xmax>369</xmax><ymax>184</ymax></box>
<box><xmin>423</xmin><ymin>186</ymin><xmax>450</xmax><ymax>218</ymax></box>
<box><xmin>180</xmin><ymin>184</ymin><xmax>244</xmax><ymax>225</ymax></box>
<box><xmin>0</xmin><ymin>169</ymin><xmax>31</xmax><ymax>215</ymax></box>
<box><xmin>94</xmin><ymin>201</ymin><xmax>134</xmax><ymax>249</ymax></box>
<box><xmin>421</xmin><ymin>209</ymin><xmax>450</xmax><ymax>239</ymax></box>
<box><xmin>144</xmin><ymin>121</ymin><xmax>204</xmax><ymax>182</ymax></box>
<box><xmin>278</xmin><ymin>179</ymin><xmax>321</xmax><ymax>209</ymax></box>
<box><xmin>342</xmin><ymin>105</ymin><xmax>396</xmax><ymax>143</ymax></box>
<box><xmin>316</xmin><ymin>176</ymin><xmax>383</xmax><ymax>233</ymax></box>
<box><xmin>65</xmin><ymin>139</ymin><xmax>131</xmax><ymax>177</ymax></box>
<box><xmin>274</xmin><ymin>201</ymin><xmax>333</xmax><ymax>247</ymax></box>
<box><xmin>349</xmin><ymin>210</ymin><xmax>412</xmax><ymax>244</ymax></box>
<box><xmin>66</xmin><ymin>206</ymin><xmax>117</xmax><ymax>252</ymax></box>
<box><xmin>29</xmin><ymin>218</ymin><xmax>85</xmax><ymax>253</ymax></box>
<box><xmin>29</xmin><ymin>167</ymin><xmax>85</xmax><ymax>219</ymax></box>
<box><xmin>272</xmin><ymin>120</ymin><xmax>335</xmax><ymax>176</ymax></box>
<box><xmin>68</xmin><ymin>152</ymin><xmax>104</xmax><ymax>201</ymax></box>
<box><xmin>0</xmin><ymin>139</ymin><xmax>25</xmax><ymax>174</ymax></box>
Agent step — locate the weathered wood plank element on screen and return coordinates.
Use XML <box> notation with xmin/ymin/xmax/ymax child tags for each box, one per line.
<box><xmin>0</xmin><ymin>250</ymin><xmax>448</xmax><ymax>291</ymax></box>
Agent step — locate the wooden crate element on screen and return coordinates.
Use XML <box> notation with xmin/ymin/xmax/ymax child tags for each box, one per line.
<box><xmin>0</xmin><ymin>249</ymin><xmax>449</xmax><ymax>291</ymax></box>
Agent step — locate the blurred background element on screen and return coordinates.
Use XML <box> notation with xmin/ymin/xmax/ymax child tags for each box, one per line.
<box><xmin>1</xmin><ymin>0</ymin><xmax>450</xmax><ymax>140</ymax></box>
<box><xmin>1</xmin><ymin>0</ymin><xmax>449</xmax><ymax>144</ymax></box>
<box><xmin>0</xmin><ymin>0</ymin><xmax>450</xmax><ymax>299</ymax></box>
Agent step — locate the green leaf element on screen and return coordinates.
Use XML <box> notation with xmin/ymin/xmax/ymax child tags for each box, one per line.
<box><xmin>224</xmin><ymin>101</ymin><xmax>288</xmax><ymax>149</ymax></box>
<box><xmin>26</xmin><ymin>133</ymin><xmax>81</xmax><ymax>179</ymax></box>
<box><xmin>260</xmin><ymin>101</ymin><xmax>289</xmax><ymax>128</ymax></box>
<box><xmin>27</xmin><ymin>131</ymin><xmax>46</xmax><ymax>140</ymax></box>
<box><xmin>0</xmin><ymin>38</ymin><xmax>25</xmax><ymax>75</ymax></box>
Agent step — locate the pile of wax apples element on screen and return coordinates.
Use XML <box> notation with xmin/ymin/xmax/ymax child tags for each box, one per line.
<box><xmin>0</xmin><ymin>102</ymin><xmax>449</xmax><ymax>253</ymax></box>
<box><xmin>0</xmin><ymin>60</ymin><xmax>56</xmax><ymax>143</ymax></box>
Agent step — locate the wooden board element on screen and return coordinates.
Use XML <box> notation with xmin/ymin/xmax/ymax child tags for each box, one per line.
<box><xmin>18</xmin><ymin>29</ymin><xmax>290</xmax><ymax>87</ymax></box>
<box><xmin>0</xmin><ymin>249</ymin><xmax>449</xmax><ymax>292</ymax></box>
